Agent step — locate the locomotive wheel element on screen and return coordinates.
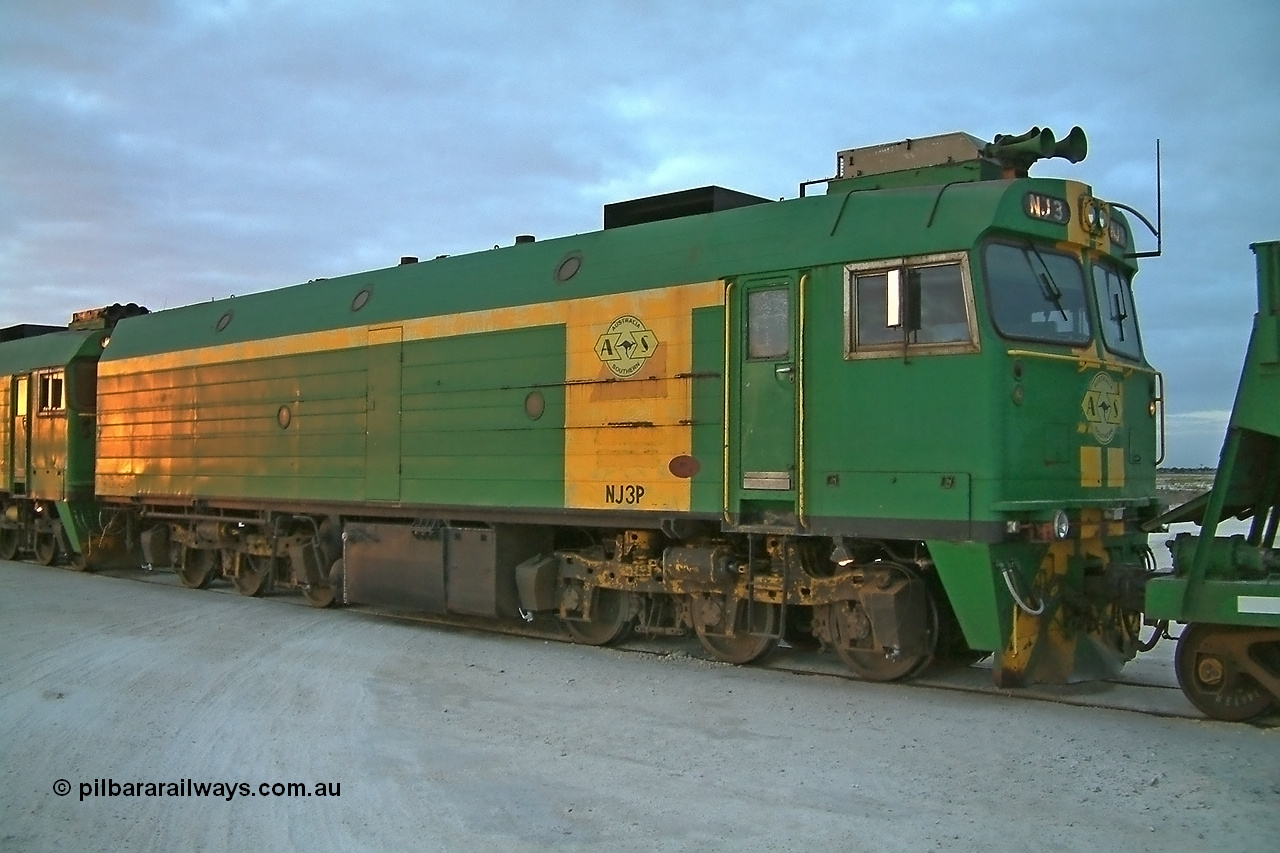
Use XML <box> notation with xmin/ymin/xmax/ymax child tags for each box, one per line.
<box><xmin>694</xmin><ymin>597</ymin><xmax>781</xmax><ymax>665</ymax></box>
<box><xmin>563</xmin><ymin>588</ymin><xmax>635</xmax><ymax>646</ymax></box>
<box><xmin>302</xmin><ymin>560</ymin><xmax>343</xmax><ymax>609</ymax></box>
<box><xmin>825</xmin><ymin>565</ymin><xmax>938</xmax><ymax>682</ymax></box>
<box><xmin>175</xmin><ymin>548</ymin><xmax>217</xmax><ymax>590</ymax></box>
<box><xmin>1175</xmin><ymin>624</ymin><xmax>1278</xmax><ymax>722</ymax></box>
<box><xmin>232</xmin><ymin>554</ymin><xmax>275</xmax><ymax>597</ymax></box>
<box><xmin>0</xmin><ymin>527</ymin><xmax>19</xmax><ymax>561</ymax></box>
<box><xmin>33</xmin><ymin>532</ymin><xmax>59</xmax><ymax>566</ymax></box>
<box><xmin>302</xmin><ymin>585</ymin><xmax>336</xmax><ymax>608</ymax></box>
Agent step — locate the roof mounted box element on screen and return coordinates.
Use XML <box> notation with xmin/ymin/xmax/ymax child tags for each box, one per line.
<box><xmin>604</xmin><ymin>185</ymin><xmax>771</xmax><ymax>230</ymax></box>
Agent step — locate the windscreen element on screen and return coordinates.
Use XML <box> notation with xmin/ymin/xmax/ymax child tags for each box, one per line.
<box><xmin>982</xmin><ymin>241</ymin><xmax>1091</xmax><ymax>346</ymax></box>
<box><xmin>1092</xmin><ymin>261</ymin><xmax>1143</xmax><ymax>360</ymax></box>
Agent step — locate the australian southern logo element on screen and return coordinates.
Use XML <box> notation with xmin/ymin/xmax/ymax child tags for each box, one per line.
<box><xmin>594</xmin><ymin>315</ymin><xmax>658</xmax><ymax>378</ymax></box>
<box><xmin>1081</xmin><ymin>372</ymin><xmax>1122</xmax><ymax>444</ymax></box>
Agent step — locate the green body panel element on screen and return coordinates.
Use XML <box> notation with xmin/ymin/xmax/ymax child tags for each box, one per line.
<box><xmin>1235</xmin><ymin>241</ymin><xmax>1280</xmax><ymax>436</ymax></box>
<box><xmin>99</xmin><ymin>325</ymin><xmax>569</xmax><ymax>508</ymax></box>
<box><xmin>922</xmin><ymin>541</ymin><xmax>1005</xmax><ymax>650</ymax></box>
<box><xmin>1146</xmin><ymin>577</ymin><xmax>1280</xmax><ymax>627</ymax></box>
<box><xmin>689</xmin><ymin>306</ymin><xmax>726</xmax><ymax>515</ymax></box>
<box><xmin>400</xmin><ymin>326</ymin><xmax>565</xmax><ymax>508</ymax></box>
<box><xmin>365</xmin><ymin>334</ymin><xmax>401</xmax><ymax>501</ymax></box>
<box><xmin>98</xmin><ymin>346</ymin><xmax>369</xmax><ymax>501</ymax></box>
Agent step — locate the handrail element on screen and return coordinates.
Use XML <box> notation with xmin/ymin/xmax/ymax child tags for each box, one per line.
<box><xmin>722</xmin><ymin>280</ymin><xmax>734</xmax><ymax>527</ymax></box>
<box><xmin>797</xmin><ymin>273</ymin><xmax>808</xmax><ymax>528</ymax></box>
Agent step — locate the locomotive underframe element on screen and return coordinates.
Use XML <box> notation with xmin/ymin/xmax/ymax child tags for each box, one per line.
<box><xmin>28</xmin><ymin>488</ymin><xmax>1154</xmax><ymax>684</ymax></box>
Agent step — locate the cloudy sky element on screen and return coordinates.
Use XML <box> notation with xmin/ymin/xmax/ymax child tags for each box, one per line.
<box><xmin>2</xmin><ymin>1</ymin><xmax>1276</xmax><ymax>466</ymax></box>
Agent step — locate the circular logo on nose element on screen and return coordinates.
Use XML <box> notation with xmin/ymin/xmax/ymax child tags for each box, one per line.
<box><xmin>1081</xmin><ymin>372</ymin><xmax>1122</xmax><ymax>444</ymax></box>
<box><xmin>594</xmin><ymin>315</ymin><xmax>659</xmax><ymax>377</ymax></box>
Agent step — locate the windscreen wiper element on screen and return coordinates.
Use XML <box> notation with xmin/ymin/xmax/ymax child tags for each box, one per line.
<box><xmin>1111</xmin><ymin>290</ymin><xmax>1129</xmax><ymax>340</ymax></box>
<box><xmin>1022</xmin><ymin>242</ymin><xmax>1068</xmax><ymax>321</ymax></box>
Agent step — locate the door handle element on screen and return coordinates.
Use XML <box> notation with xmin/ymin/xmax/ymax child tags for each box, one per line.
<box><xmin>775</xmin><ymin>364</ymin><xmax>795</xmax><ymax>381</ymax></box>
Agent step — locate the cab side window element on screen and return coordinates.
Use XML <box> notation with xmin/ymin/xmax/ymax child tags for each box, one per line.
<box><xmin>846</xmin><ymin>254</ymin><xmax>977</xmax><ymax>357</ymax></box>
<box><xmin>748</xmin><ymin>287</ymin><xmax>790</xmax><ymax>359</ymax></box>
<box><xmin>37</xmin><ymin>371</ymin><xmax>66</xmax><ymax>414</ymax></box>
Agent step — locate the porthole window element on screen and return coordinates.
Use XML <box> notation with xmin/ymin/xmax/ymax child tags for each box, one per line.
<box><xmin>215</xmin><ymin>310</ymin><xmax>233</xmax><ymax>332</ymax></box>
<box><xmin>352</xmin><ymin>287</ymin><xmax>372</xmax><ymax>312</ymax></box>
<box><xmin>277</xmin><ymin>405</ymin><xmax>292</xmax><ymax>429</ymax></box>
<box><xmin>524</xmin><ymin>390</ymin><xmax>545</xmax><ymax>420</ymax></box>
<box><xmin>555</xmin><ymin>253</ymin><xmax>582</xmax><ymax>282</ymax></box>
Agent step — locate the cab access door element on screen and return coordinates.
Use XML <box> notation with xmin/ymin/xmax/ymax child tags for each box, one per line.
<box><xmin>728</xmin><ymin>275</ymin><xmax>801</xmax><ymax>529</ymax></box>
<box><xmin>10</xmin><ymin>375</ymin><xmax>30</xmax><ymax>491</ymax></box>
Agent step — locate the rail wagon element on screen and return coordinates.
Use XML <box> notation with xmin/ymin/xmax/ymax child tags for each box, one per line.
<box><xmin>1145</xmin><ymin>240</ymin><xmax>1280</xmax><ymax>720</ymax></box>
<box><xmin>68</xmin><ymin>125</ymin><xmax>1163</xmax><ymax>686</ymax></box>
<box><xmin>0</xmin><ymin>306</ymin><xmax>147</xmax><ymax>566</ymax></box>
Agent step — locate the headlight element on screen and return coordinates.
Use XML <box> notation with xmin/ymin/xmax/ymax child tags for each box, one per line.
<box><xmin>1080</xmin><ymin>197</ymin><xmax>1109</xmax><ymax>235</ymax></box>
<box><xmin>1052</xmin><ymin>510</ymin><xmax>1071</xmax><ymax>540</ymax></box>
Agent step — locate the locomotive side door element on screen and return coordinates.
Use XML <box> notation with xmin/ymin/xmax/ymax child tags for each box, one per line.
<box><xmin>365</xmin><ymin>326</ymin><xmax>403</xmax><ymax>502</ymax></box>
<box><xmin>729</xmin><ymin>275</ymin><xmax>800</xmax><ymax>526</ymax></box>
<box><xmin>12</xmin><ymin>375</ymin><xmax>30</xmax><ymax>490</ymax></box>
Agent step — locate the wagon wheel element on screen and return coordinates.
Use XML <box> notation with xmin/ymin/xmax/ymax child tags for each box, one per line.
<box><xmin>232</xmin><ymin>553</ymin><xmax>275</xmax><ymax>597</ymax></box>
<box><xmin>301</xmin><ymin>558</ymin><xmax>343</xmax><ymax>609</ymax></box>
<box><xmin>0</xmin><ymin>526</ymin><xmax>19</xmax><ymax>561</ymax></box>
<box><xmin>33</xmin><ymin>531</ymin><xmax>59</xmax><ymax>566</ymax></box>
<box><xmin>825</xmin><ymin>563</ymin><xmax>938</xmax><ymax>682</ymax></box>
<box><xmin>562</xmin><ymin>587</ymin><xmax>635</xmax><ymax>646</ymax></box>
<box><xmin>693</xmin><ymin>596</ymin><xmax>781</xmax><ymax>665</ymax></box>
<box><xmin>175</xmin><ymin>548</ymin><xmax>217</xmax><ymax>589</ymax></box>
<box><xmin>1175</xmin><ymin>624</ymin><xmax>1278</xmax><ymax>722</ymax></box>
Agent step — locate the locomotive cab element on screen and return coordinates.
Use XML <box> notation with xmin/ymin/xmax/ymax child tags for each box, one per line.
<box><xmin>790</xmin><ymin>128</ymin><xmax>1162</xmax><ymax>685</ymax></box>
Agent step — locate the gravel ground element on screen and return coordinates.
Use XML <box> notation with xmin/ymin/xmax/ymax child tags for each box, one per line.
<box><xmin>1</xmin><ymin>559</ymin><xmax>1277</xmax><ymax>853</ymax></box>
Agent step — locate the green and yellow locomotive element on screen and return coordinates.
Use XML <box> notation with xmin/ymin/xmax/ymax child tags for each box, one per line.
<box><xmin>5</xmin><ymin>125</ymin><xmax>1165</xmax><ymax>688</ymax></box>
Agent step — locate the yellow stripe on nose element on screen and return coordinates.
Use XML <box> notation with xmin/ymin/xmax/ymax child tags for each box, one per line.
<box><xmin>1080</xmin><ymin>445</ymin><xmax>1102</xmax><ymax>488</ymax></box>
<box><xmin>1106</xmin><ymin>447</ymin><xmax>1126</xmax><ymax>488</ymax></box>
